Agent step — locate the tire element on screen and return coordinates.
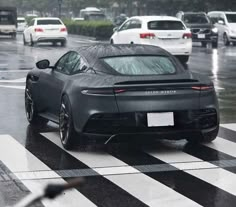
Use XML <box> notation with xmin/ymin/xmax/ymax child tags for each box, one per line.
<box><xmin>223</xmin><ymin>33</ymin><xmax>230</xmax><ymax>46</ymax></box>
<box><xmin>61</xmin><ymin>40</ymin><xmax>67</xmax><ymax>47</ymax></box>
<box><xmin>25</xmin><ymin>81</ymin><xmax>48</xmax><ymax>126</ymax></box>
<box><xmin>178</xmin><ymin>55</ymin><xmax>189</xmax><ymax>63</ymax></box>
<box><xmin>110</xmin><ymin>39</ymin><xmax>114</xmax><ymax>44</ymax></box>
<box><xmin>201</xmin><ymin>42</ymin><xmax>207</xmax><ymax>47</ymax></box>
<box><xmin>23</xmin><ymin>34</ymin><xmax>27</xmax><ymax>45</ymax></box>
<box><xmin>11</xmin><ymin>33</ymin><xmax>16</xmax><ymax>40</ymax></box>
<box><xmin>59</xmin><ymin>95</ymin><xmax>81</xmax><ymax>150</ymax></box>
<box><xmin>212</xmin><ymin>41</ymin><xmax>218</xmax><ymax>48</ymax></box>
<box><xmin>30</xmin><ymin>35</ymin><xmax>34</xmax><ymax>47</ymax></box>
<box><xmin>233</xmin><ymin>42</ymin><xmax>236</xmax><ymax>46</ymax></box>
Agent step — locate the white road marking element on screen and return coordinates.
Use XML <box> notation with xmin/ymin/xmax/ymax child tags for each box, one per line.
<box><xmin>220</xmin><ymin>123</ymin><xmax>236</xmax><ymax>131</ymax></box>
<box><xmin>0</xmin><ymin>78</ymin><xmax>25</xmax><ymax>83</ymax></box>
<box><xmin>0</xmin><ymin>70</ymin><xmax>30</xmax><ymax>73</ymax></box>
<box><xmin>0</xmin><ymin>85</ymin><xmax>25</xmax><ymax>90</ymax></box>
<box><xmin>147</xmin><ymin>148</ymin><xmax>236</xmax><ymax>196</ymax></box>
<box><xmin>204</xmin><ymin>137</ymin><xmax>236</xmax><ymax>158</ymax></box>
<box><xmin>42</xmin><ymin>132</ymin><xmax>201</xmax><ymax>207</ymax></box>
<box><xmin>0</xmin><ymin>135</ymin><xmax>96</xmax><ymax>207</ymax></box>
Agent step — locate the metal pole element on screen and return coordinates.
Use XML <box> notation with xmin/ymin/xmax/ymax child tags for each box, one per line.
<box><xmin>58</xmin><ymin>0</ymin><xmax>62</xmax><ymax>18</ymax></box>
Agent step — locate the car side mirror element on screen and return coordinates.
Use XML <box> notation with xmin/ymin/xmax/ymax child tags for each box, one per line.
<box><xmin>218</xmin><ymin>20</ymin><xmax>224</xmax><ymax>25</ymax></box>
<box><xmin>36</xmin><ymin>59</ymin><xmax>50</xmax><ymax>69</ymax></box>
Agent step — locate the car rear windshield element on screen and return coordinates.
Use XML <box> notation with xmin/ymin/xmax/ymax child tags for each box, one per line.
<box><xmin>148</xmin><ymin>21</ymin><xmax>185</xmax><ymax>30</ymax></box>
<box><xmin>103</xmin><ymin>56</ymin><xmax>176</xmax><ymax>75</ymax></box>
<box><xmin>184</xmin><ymin>14</ymin><xmax>209</xmax><ymax>24</ymax></box>
<box><xmin>37</xmin><ymin>19</ymin><xmax>62</xmax><ymax>25</ymax></box>
<box><xmin>226</xmin><ymin>14</ymin><xmax>236</xmax><ymax>23</ymax></box>
<box><xmin>0</xmin><ymin>12</ymin><xmax>14</xmax><ymax>25</ymax></box>
<box><xmin>17</xmin><ymin>19</ymin><xmax>25</xmax><ymax>23</ymax></box>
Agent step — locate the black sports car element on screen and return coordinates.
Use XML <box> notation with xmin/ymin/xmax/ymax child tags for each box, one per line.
<box><xmin>25</xmin><ymin>44</ymin><xmax>219</xmax><ymax>150</ymax></box>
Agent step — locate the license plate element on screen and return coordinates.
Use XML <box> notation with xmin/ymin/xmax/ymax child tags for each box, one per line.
<box><xmin>198</xmin><ymin>34</ymin><xmax>205</xmax><ymax>39</ymax></box>
<box><xmin>147</xmin><ymin>112</ymin><xmax>174</xmax><ymax>127</ymax></box>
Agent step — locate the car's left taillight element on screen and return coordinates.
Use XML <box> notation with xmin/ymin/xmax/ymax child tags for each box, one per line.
<box><xmin>60</xmin><ymin>27</ymin><xmax>67</xmax><ymax>32</ymax></box>
<box><xmin>182</xmin><ymin>33</ymin><xmax>192</xmax><ymax>39</ymax></box>
<box><xmin>35</xmin><ymin>28</ymin><xmax>44</xmax><ymax>32</ymax></box>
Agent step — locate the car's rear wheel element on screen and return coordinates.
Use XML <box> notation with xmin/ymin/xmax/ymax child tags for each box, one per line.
<box><xmin>61</xmin><ymin>40</ymin><xmax>67</xmax><ymax>47</ymax></box>
<box><xmin>23</xmin><ymin>34</ymin><xmax>27</xmax><ymax>45</ymax></box>
<box><xmin>110</xmin><ymin>39</ymin><xmax>114</xmax><ymax>44</ymax></box>
<box><xmin>201</xmin><ymin>42</ymin><xmax>207</xmax><ymax>47</ymax></box>
<box><xmin>212</xmin><ymin>41</ymin><xmax>218</xmax><ymax>48</ymax></box>
<box><xmin>223</xmin><ymin>33</ymin><xmax>230</xmax><ymax>46</ymax></box>
<box><xmin>25</xmin><ymin>82</ymin><xmax>48</xmax><ymax>126</ymax></box>
<box><xmin>178</xmin><ymin>55</ymin><xmax>189</xmax><ymax>63</ymax></box>
<box><xmin>59</xmin><ymin>95</ymin><xmax>81</xmax><ymax>150</ymax></box>
<box><xmin>30</xmin><ymin>35</ymin><xmax>34</xmax><ymax>46</ymax></box>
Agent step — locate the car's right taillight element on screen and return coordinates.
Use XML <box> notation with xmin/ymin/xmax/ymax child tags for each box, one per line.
<box><xmin>191</xmin><ymin>85</ymin><xmax>213</xmax><ymax>91</ymax></box>
<box><xmin>60</xmin><ymin>27</ymin><xmax>67</xmax><ymax>32</ymax></box>
<box><xmin>183</xmin><ymin>33</ymin><xmax>192</xmax><ymax>39</ymax></box>
<box><xmin>140</xmin><ymin>33</ymin><xmax>155</xmax><ymax>39</ymax></box>
<box><xmin>35</xmin><ymin>28</ymin><xmax>44</xmax><ymax>32</ymax></box>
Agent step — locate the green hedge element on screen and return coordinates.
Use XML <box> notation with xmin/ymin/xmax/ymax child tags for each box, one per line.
<box><xmin>64</xmin><ymin>20</ymin><xmax>114</xmax><ymax>40</ymax></box>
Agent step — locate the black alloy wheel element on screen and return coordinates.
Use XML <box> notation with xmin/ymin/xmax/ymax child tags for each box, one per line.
<box><xmin>59</xmin><ymin>95</ymin><xmax>79</xmax><ymax>150</ymax></box>
<box><xmin>223</xmin><ymin>33</ymin><xmax>230</xmax><ymax>46</ymax></box>
<box><xmin>25</xmin><ymin>83</ymin><xmax>48</xmax><ymax>126</ymax></box>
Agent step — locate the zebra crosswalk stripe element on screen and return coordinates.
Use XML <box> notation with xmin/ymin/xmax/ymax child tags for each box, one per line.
<box><xmin>42</xmin><ymin>132</ymin><xmax>201</xmax><ymax>207</ymax></box>
<box><xmin>0</xmin><ymin>134</ymin><xmax>96</xmax><ymax>207</ymax></box>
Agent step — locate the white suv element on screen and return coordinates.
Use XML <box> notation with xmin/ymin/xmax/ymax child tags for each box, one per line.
<box><xmin>208</xmin><ymin>11</ymin><xmax>236</xmax><ymax>46</ymax></box>
<box><xmin>17</xmin><ymin>17</ymin><xmax>27</xmax><ymax>32</ymax></box>
<box><xmin>110</xmin><ymin>16</ymin><xmax>192</xmax><ymax>63</ymax></box>
<box><xmin>23</xmin><ymin>17</ymin><xmax>68</xmax><ymax>46</ymax></box>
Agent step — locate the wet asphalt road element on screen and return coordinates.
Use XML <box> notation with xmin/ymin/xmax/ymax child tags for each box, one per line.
<box><xmin>1</xmin><ymin>34</ymin><xmax>236</xmax><ymax>206</ymax></box>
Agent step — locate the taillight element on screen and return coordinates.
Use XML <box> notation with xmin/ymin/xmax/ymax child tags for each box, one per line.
<box><xmin>183</xmin><ymin>33</ymin><xmax>192</xmax><ymax>39</ymax></box>
<box><xmin>192</xmin><ymin>86</ymin><xmax>213</xmax><ymax>91</ymax></box>
<box><xmin>34</xmin><ymin>28</ymin><xmax>43</xmax><ymax>32</ymax></box>
<box><xmin>140</xmin><ymin>33</ymin><xmax>155</xmax><ymax>39</ymax></box>
<box><xmin>60</xmin><ymin>27</ymin><xmax>67</xmax><ymax>32</ymax></box>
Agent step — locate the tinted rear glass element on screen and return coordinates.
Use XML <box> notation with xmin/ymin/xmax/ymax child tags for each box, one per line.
<box><xmin>226</xmin><ymin>14</ymin><xmax>236</xmax><ymax>23</ymax></box>
<box><xmin>103</xmin><ymin>56</ymin><xmax>176</xmax><ymax>75</ymax></box>
<box><xmin>184</xmin><ymin>14</ymin><xmax>209</xmax><ymax>24</ymax></box>
<box><xmin>148</xmin><ymin>21</ymin><xmax>185</xmax><ymax>30</ymax></box>
<box><xmin>0</xmin><ymin>11</ymin><xmax>14</xmax><ymax>25</ymax></box>
<box><xmin>17</xmin><ymin>19</ymin><xmax>25</xmax><ymax>23</ymax></box>
<box><xmin>37</xmin><ymin>19</ymin><xmax>62</xmax><ymax>25</ymax></box>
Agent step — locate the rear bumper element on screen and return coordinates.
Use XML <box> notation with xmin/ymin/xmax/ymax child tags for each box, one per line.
<box><xmin>33</xmin><ymin>33</ymin><xmax>68</xmax><ymax>42</ymax></box>
<box><xmin>36</xmin><ymin>37</ymin><xmax>67</xmax><ymax>43</ymax></box>
<box><xmin>82</xmin><ymin>109</ymin><xmax>219</xmax><ymax>140</ymax></box>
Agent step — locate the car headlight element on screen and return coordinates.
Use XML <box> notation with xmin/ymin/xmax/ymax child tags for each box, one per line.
<box><xmin>212</xmin><ymin>28</ymin><xmax>218</xmax><ymax>33</ymax></box>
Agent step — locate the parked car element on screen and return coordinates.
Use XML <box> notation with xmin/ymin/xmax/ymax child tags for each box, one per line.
<box><xmin>17</xmin><ymin>17</ymin><xmax>27</xmax><ymax>32</ymax></box>
<box><xmin>25</xmin><ymin>44</ymin><xmax>219</xmax><ymax>150</ymax></box>
<box><xmin>23</xmin><ymin>17</ymin><xmax>68</xmax><ymax>46</ymax></box>
<box><xmin>208</xmin><ymin>11</ymin><xmax>236</xmax><ymax>46</ymax></box>
<box><xmin>176</xmin><ymin>12</ymin><xmax>218</xmax><ymax>48</ymax></box>
<box><xmin>110</xmin><ymin>16</ymin><xmax>192</xmax><ymax>63</ymax></box>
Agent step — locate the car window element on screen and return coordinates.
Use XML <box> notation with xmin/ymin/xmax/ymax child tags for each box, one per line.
<box><xmin>103</xmin><ymin>56</ymin><xmax>176</xmax><ymax>75</ymax></box>
<box><xmin>119</xmin><ymin>20</ymin><xmax>131</xmax><ymax>31</ymax></box>
<box><xmin>129</xmin><ymin>19</ymin><xmax>142</xmax><ymax>29</ymax></box>
<box><xmin>208</xmin><ymin>13</ymin><xmax>218</xmax><ymax>24</ymax></box>
<box><xmin>71</xmin><ymin>57</ymin><xmax>88</xmax><ymax>74</ymax></box>
<box><xmin>17</xmin><ymin>19</ymin><xmax>25</xmax><ymax>23</ymax></box>
<box><xmin>29</xmin><ymin>19</ymin><xmax>35</xmax><ymax>26</ymax></box>
<box><xmin>55</xmin><ymin>52</ymin><xmax>80</xmax><ymax>75</ymax></box>
<box><xmin>184</xmin><ymin>14</ymin><xmax>210</xmax><ymax>24</ymax></box>
<box><xmin>226</xmin><ymin>14</ymin><xmax>236</xmax><ymax>23</ymax></box>
<box><xmin>37</xmin><ymin>19</ymin><xmax>62</xmax><ymax>25</ymax></box>
<box><xmin>148</xmin><ymin>21</ymin><xmax>185</xmax><ymax>30</ymax></box>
